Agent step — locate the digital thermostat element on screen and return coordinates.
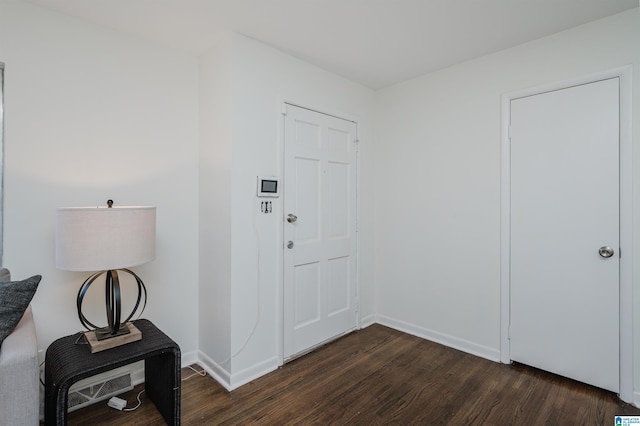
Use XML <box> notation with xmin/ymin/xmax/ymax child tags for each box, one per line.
<box><xmin>257</xmin><ymin>176</ymin><xmax>280</xmax><ymax>197</ymax></box>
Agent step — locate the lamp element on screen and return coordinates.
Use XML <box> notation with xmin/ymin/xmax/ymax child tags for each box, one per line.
<box><xmin>56</xmin><ymin>200</ymin><xmax>156</xmax><ymax>352</ymax></box>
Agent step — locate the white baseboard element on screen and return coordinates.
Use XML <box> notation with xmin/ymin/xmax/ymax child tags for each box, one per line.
<box><xmin>195</xmin><ymin>351</ymin><xmax>279</xmax><ymax>391</ymax></box>
<box><xmin>195</xmin><ymin>315</ymin><xmax>500</xmax><ymax>392</ymax></box>
<box><xmin>228</xmin><ymin>355</ymin><xmax>279</xmax><ymax>390</ymax></box>
<box><xmin>196</xmin><ymin>350</ymin><xmax>232</xmax><ymax>391</ymax></box>
<box><xmin>181</xmin><ymin>349</ymin><xmax>199</xmax><ymax>368</ymax></box>
<box><xmin>375</xmin><ymin>314</ymin><xmax>500</xmax><ymax>362</ymax></box>
<box><xmin>633</xmin><ymin>391</ymin><xmax>640</xmax><ymax>408</ymax></box>
<box><xmin>359</xmin><ymin>313</ymin><xmax>376</xmax><ymax>328</ymax></box>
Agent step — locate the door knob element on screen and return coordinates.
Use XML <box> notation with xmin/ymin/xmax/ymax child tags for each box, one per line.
<box><xmin>287</xmin><ymin>214</ymin><xmax>298</xmax><ymax>223</ymax></box>
<box><xmin>599</xmin><ymin>246</ymin><xmax>614</xmax><ymax>258</ymax></box>
<box><xmin>287</xmin><ymin>240</ymin><xmax>294</xmax><ymax>249</ymax></box>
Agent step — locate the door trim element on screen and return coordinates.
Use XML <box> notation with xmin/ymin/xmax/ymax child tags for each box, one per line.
<box><xmin>500</xmin><ymin>66</ymin><xmax>632</xmax><ymax>402</ymax></box>
<box><xmin>278</xmin><ymin>99</ymin><xmax>361</xmax><ymax>365</ymax></box>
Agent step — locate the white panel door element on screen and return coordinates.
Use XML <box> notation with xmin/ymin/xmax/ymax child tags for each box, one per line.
<box><xmin>283</xmin><ymin>104</ymin><xmax>357</xmax><ymax>360</ymax></box>
<box><xmin>510</xmin><ymin>78</ymin><xmax>619</xmax><ymax>392</ymax></box>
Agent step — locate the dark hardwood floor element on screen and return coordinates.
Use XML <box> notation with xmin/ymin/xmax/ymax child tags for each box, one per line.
<box><xmin>67</xmin><ymin>324</ymin><xmax>639</xmax><ymax>425</ymax></box>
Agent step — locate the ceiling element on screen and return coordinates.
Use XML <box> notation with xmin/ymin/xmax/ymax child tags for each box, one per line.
<box><xmin>22</xmin><ymin>0</ymin><xmax>639</xmax><ymax>89</ymax></box>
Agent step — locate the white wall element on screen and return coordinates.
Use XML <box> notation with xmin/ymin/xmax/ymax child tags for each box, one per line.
<box><xmin>0</xmin><ymin>0</ymin><xmax>200</xmax><ymax>359</ymax></box>
<box><xmin>198</xmin><ymin>33</ymin><xmax>376</xmax><ymax>389</ymax></box>
<box><xmin>373</xmin><ymin>8</ymin><xmax>640</xmax><ymax>400</ymax></box>
<box><xmin>198</xmin><ymin>35</ymin><xmax>233</xmax><ymax>378</ymax></box>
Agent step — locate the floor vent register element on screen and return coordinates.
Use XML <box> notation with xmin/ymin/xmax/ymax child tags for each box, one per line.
<box><xmin>67</xmin><ymin>372</ymin><xmax>133</xmax><ymax>412</ymax></box>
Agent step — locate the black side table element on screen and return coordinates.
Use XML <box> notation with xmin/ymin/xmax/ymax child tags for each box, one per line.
<box><xmin>45</xmin><ymin>319</ymin><xmax>181</xmax><ymax>425</ymax></box>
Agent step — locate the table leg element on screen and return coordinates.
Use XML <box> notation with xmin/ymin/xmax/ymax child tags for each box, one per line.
<box><xmin>44</xmin><ymin>379</ymin><xmax>70</xmax><ymax>426</ymax></box>
<box><xmin>145</xmin><ymin>349</ymin><xmax>181</xmax><ymax>425</ymax></box>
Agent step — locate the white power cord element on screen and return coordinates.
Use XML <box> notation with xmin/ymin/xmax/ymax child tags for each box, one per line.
<box><xmin>107</xmin><ymin>366</ymin><xmax>206</xmax><ymax>412</ymax></box>
<box><xmin>123</xmin><ymin>389</ymin><xmax>145</xmax><ymax>412</ymax></box>
<box><xmin>182</xmin><ymin>365</ymin><xmax>207</xmax><ymax>381</ymax></box>
<box><xmin>107</xmin><ymin>389</ymin><xmax>144</xmax><ymax>412</ymax></box>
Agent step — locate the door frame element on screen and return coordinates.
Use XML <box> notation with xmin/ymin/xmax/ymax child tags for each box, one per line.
<box><xmin>277</xmin><ymin>99</ymin><xmax>361</xmax><ymax>365</ymax></box>
<box><xmin>500</xmin><ymin>66</ymin><xmax>632</xmax><ymax>402</ymax></box>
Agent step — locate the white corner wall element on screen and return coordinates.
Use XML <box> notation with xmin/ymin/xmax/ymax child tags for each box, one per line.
<box><xmin>198</xmin><ymin>33</ymin><xmax>376</xmax><ymax>389</ymax></box>
<box><xmin>373</xmin><ymin>8</ymin><xmax>640</xmax><ymax>401</ymax></box>
<box><xmin>0</xmin><ymin>0</ymin><xmax>200</xmax><ymax>358</ymax></box>
<box><xmin>198</xmin><ymin>35</ymin><xmax>234</xmax><ymax>382</ymax></box>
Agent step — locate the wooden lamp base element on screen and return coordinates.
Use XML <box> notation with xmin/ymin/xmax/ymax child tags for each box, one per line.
<box><xmin>84</xmin><ymin>322</ymin><xmax>142</xmax><ymax>353</ymax></box>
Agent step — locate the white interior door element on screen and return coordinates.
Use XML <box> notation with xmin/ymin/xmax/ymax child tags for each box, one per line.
<box><xmin>283</xmin><ymin>104</ymin><xmax>357</xmax><ymax>360</ymax></box>
<box><xmin>509</xmin><ymin>78</ymin><xmax>620</xmax><ymax>392</ymax></box>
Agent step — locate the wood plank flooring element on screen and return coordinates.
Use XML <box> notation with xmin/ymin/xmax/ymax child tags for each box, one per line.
<box><xmin>67</xmin><ymin>324</ymin><xmax>639</xmax><ymax>425</ymax></box>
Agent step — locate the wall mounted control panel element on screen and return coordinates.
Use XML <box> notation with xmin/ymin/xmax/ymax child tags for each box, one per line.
<box><xmin>257</xmin><ymin>176</ymin><xmax>280</xmax><ymax>197</ymax></box>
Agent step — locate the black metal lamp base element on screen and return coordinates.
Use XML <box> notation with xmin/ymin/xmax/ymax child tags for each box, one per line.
<box><xmin>76</xmin><ymin>268</ymin><xmax>147</xmax><ymax>350</ymax></box>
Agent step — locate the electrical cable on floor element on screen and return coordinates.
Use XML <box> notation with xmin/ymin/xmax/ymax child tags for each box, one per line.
<box><xmin>123</xmin><ymin>389</ymin><xmax>145</xmax><ymax>412</ymax></box>
<box><xmin>107</xmin><ymin>365</ymin><xmax>204</xmax><ymax>413</ymax></box>
<box><xmin>182</xmin><ymin>365</ymin><xmax>207</xmax><ymax>381</ymax></box>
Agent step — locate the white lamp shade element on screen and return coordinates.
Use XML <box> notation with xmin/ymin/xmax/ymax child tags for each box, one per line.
<box><xmin>56</xmin><ymin>206</ymin><xmax>156</xmax><ymax>271</ymax></box>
